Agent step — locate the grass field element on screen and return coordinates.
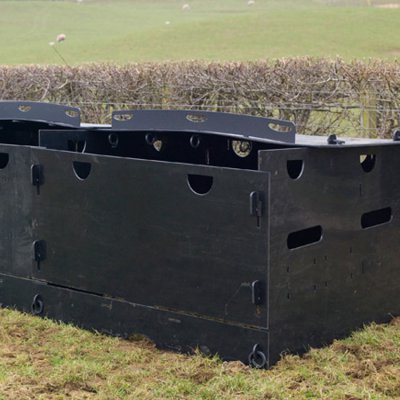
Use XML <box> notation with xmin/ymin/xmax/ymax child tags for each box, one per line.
<box><xmin>1</xmin><ymin>0</ymin><xmax>400</xmax><ymax>64</ymax></box>
<box><xmin>0</xmin><ymin>309</ymin><xmax>399</xmax><ymax>399</ymax></box>
<box><xmin>1</xmin><ymin>2</ymin><xmax>400</xmax><ymax>399</ymax></box>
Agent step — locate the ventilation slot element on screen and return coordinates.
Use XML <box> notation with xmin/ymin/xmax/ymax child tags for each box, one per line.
<box><xmin>361</xmin><ymin>207</ymin><xmax>392</xmax><ymax>229</ymax></box>
<box><xmin>65</xmin><ymin>110</ymin><xmax>79</xmax><ymax>119</ymax></box>
<box><xmin>0</xmin><ymin>153</ymin><xmax>9</xmax><ymax>169</ymax></box>
<box><xmin>18</xmin><ymin>105</ymin><xmax>31</xmax><ymax>113</ymax></box>
<box><xmin>287</xmin><ymin>226</ymin><xmax>323</xmax><ymax>250</ymax></box>
<box><xmin>108</xmin><ymin>133</ymin><xmax>119</xmax><ymax>148</ymax></box>
<box><xmin>113</xmin><ymin>113</ymin><xmax>133</xmax><ymax>122</ymax></box>
<box><xmin>73</xmin><ymin>161</ymin><xmax>91</xmax><ymax>181</ymax></box>
<box><xmin>360</xmin><ymin>154</ymin><xmax>376</xmax><ymax>173</ymax></box>
<box><xmin>268</xmin><ymin>122</ymin><xmax>292</xmax><ymax>133</ymax></box>
<box><xmin>186</xmin><ymin>114</ymin><xmax>207</xmax><ymax>123</ymax></box>
<box><xmin>187</xmin><ymin>174</ymin><xmax>213</xmax><ymax>195</ymax></box>
<box><xmin>287</xmin><ymin>160</ymin><xmax>303</xmax><ymax>180</ymax></box>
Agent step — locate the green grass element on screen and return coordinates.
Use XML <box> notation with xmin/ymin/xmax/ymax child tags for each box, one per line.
<box><xmin>1</xmin><ymin>0</ymin><xmax>400</xmax><ymax>64</ymax></box>
<box><xmin>0</xmin><ymin>308</ymin><xmax>399</xmax><ymax>399</ymax></box>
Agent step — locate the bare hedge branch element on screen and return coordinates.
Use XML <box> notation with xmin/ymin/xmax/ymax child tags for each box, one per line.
<box><xmin>1</xmin><ymin>59</ymin><xmax>400</xmax><ymax>137</ymax></box>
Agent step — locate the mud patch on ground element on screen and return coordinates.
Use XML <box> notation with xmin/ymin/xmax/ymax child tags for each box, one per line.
<box><xmin>374</xmin><ymin>3</ymin><xmax>400</xmax><ymax>8</ymax></box>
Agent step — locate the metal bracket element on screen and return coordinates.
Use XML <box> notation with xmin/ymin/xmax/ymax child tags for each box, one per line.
<box><xmin>250</xmin><ymin>191</ymin><xmax>263</xmax><ymax>228</ymax></box>
<box><xmin>251</xmin><ymin>280</ymin><xmax>265</xmax><ymax>305</ymax></box>
<box><xmin>250</xmin><ymin>192</ymin><xmax>263</xmax><ymax>217</ymax></box>
<box><xmin>31</xmin><ymin>164</ymin><xmax>44</xmax><ymax>194</ymax></box>
<box><xmin>327</xmin><ymin>134</ymin><xmax>345</xmax><ymax>145</ymax></box>
<box><xmin>31</xmin><ymin>294</ymin><xmax>44</xmax><ymax>315</ymax></box>
<box><xmin>33</xmin><ymin>240</ymin><xmax>46</xmax><ymax>270</ymax></box>
<box><xmin>248</xmin><ymin>344</ymin><xmax>267</xmax><ymax>369</ymax></box>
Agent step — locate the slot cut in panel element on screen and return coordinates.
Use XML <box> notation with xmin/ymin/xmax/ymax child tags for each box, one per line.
<box><xmin>65</xmin><ymin>110</ymin><xmax>79</xmax><ymax>119</ymax></box>
<box><xmin>187</xmin><ymin>174</ymin><xmax>213</xmax><ymax>195</ymax></box>
<box><xmin>268</xmin><ymin>122</ymin><xmax>292</xmax><ymax>133</ymax></box>
<box><xmin>186</xmin><ymin>114</ymin><xmax>207</xmax><ymax>123</ymax></box>
<box><xmin>361</xmin><ymin>207</ymin><xmax>392</xmax><ymax>229</ymax></box>
<box><xmin>18</xmin><ymin>105</ymin><xmax>32</xmax><ymax>113</ymax></box>
<box><xmin>287</xmin><ymin>226</ymin><xmax>323</xmax><ymax>250</ymax></box>
<box><xmin>108</xmin><ymin>133</ymin><xmax>119</xmax><ymax>148</ymax></box>
<box><xmin>360</xmin><ymin>154</ymin><xmax>376</xmax><ymax>173</ymax></box>
<box><xmin>145</xmin><ymin>134</ymin><xmax>163</xmax><ymax>152</ymax></box>
<box><xmin>113</xmin><ymin>113</ymin><xmax>133</xmax><ymax>122</ymax></box>
<box><xmin>73</xmin><ymin>161</ymin><xmax>91</xmax><ymax>181</ymax></box>
<box><xmin>287</xmin><ymin>160</ymin><xmax>304</xmax><ymax>180</ymax></box>
<box><xmin>0</xmin><ymin>153</ymin><xmax>9</xmax><ymax>169</ymax></box>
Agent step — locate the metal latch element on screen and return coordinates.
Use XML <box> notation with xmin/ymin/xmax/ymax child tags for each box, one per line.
<box><xmin>393</xmin><ymin>130</ymin><xmax>400</xmax><ymax>141</ymax></box>
<box><xmin>251</xmin><ymin>280</ymin><xmax>265</xmax><ymax>305</ymax></box>
<box><xmin>31</xmin><ymin>164</ymin><xmax>44</xmax><ymax>194</ymax></box>
<box><xmin>250</xmin><ymin>191</ymin><xmax>263</xmax><ymax>228</ymax></box>
<box><xmin>327</xmin><ymin>134</ymin><xmax>345</xmax><ymax>145</ymax></box>
<box><xmin>33</xmin><ymin>240</ymin><xmax>46</xmax><ymax>270</ymax></box>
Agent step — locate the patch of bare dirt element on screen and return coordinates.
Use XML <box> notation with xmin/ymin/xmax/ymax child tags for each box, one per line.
<box><xmin>374</xmin><ymin>3</ymin><xmax>400</xmax><ymax>8</ymax></box>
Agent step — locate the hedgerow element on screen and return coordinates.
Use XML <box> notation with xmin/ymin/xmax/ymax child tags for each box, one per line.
<box><xmin>1</xmin><ymin>59</ymin><xmax>400</xmax><ymax>137</ymax></box>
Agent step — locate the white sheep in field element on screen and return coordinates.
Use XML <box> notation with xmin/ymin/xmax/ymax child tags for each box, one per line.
<box><xmin>247</xmin><ymin>0</ymin><xmax>255</xmax><ymax>6</ymax></box>
<box><xmin>56</xmin><ymin>34</ymin><xmax>66</xmax><ymax>42</ymax></box>
<box><xmin>182</xmin><ymin>4</ymin><xmax>191</xmax><ymax>11</ymax></box>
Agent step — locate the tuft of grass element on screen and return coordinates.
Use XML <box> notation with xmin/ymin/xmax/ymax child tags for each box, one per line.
<box><xmin>0</xmin><ymin>309</ymin><xmax>399</xmax><ymax>399</ymax></box>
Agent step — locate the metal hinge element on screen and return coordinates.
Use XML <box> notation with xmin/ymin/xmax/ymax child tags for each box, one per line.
<box><xmin>327</xmin><ymin>134</ymin><xmax>345</xmax><ymax>145</ymax></box>
<box><xmin>31</xmin><ymin>164</ymin><xmax>44</xmax><ymax>194</ymax></box>
<box><xmin>250</xmin><ymin>191</ymin><xmax>263</xmax><ymax>228</ymax></box>
<box><xmin>251</xmin><ymin>280</ymin><xmax>265</xmax><ymax>305</ymax></box>
<box><xmin>33</xmin><ymin>240</ymin><xmax>46</xmax><ymax>270</ymax></box>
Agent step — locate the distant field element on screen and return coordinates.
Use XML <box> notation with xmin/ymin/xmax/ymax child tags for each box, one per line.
<box><xmin>1</xmin><ymin>0</ymin><xmax>400</xmax><ymax>64</ymax></box>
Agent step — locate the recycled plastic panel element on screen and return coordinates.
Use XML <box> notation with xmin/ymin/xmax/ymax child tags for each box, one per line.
<box><xmin>258</xmin><ymin>146</ymin><xmax>400</xmax><ymax>364</ymax></box>
<box><xmin>38</xmin><ymin>128</ymin><xmax>289</xmax><ymax>171</ymax></box>
<box><xmin>0</xmin><ymin>101</ymin><xmax>81</xmax><ymax>279</ymax></box>
<box><xmin>1</xmin><ymin>105</ymin><xmax>399</xmax><ymax>368</ymax></box>
<box><xmin>31</xmin><ymin>148</ymin><xmax>270</xmax><ymax>328</ymax></box>
<box><xmin>111</xmin><ymin>109</ymin><xmax>296</xmax><ymax>143</ymax></box>
<box><xmin>0</xmin><ymin>101</ymin><xmax>80</xmax><ymax>127</ymax></box>
<box><xmin>0</xmin><ymin>273</ymin><xmax>269</xmax><ymax>364</ymax></box>
<box><xmin>0</xmin><ymin>101</ymin><xmax>82</xmax><ymax>279</ymax></box>
<box><xmin>0</xmin><ymin>145</ymin><xmax>33</xmax><ymax>277</ymax></box>
<box><xmin>0</xmin><ymin>102</ymin><xmax>80</xmax><ymax>146</ymax></box>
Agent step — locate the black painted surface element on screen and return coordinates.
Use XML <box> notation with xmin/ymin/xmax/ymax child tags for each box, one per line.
<box><xmin>0</xmin><ymin>108</ymin><xmax>399</xmax><ymax>368</ymax></box>
<box><xmin>259</xmin><ymin>146</ymin><xmax>400</xmax><ymax>363</ymax></box>
<box><xmin>111</xmin><ymin>109</ymin><xmax>296</xmax><ymax>143</ymax></box>
<box><xmin>0</xmin><ymin>274</ymin><xmax>269</xmax><ymax>364</ymax></box>
<box><xmin>0</xmin><ymin>101</ymin><xmax>80</xmax><ymax>127</ymax></box>
<box><xmin>30</xmin><ymin>149</ymin><xmax>269</xmax><ymax>327</ymax></box>
<box><xmin>39</xmin><ymin>128</ymin><xmax>290</xmax><ymax>170</ymax></box>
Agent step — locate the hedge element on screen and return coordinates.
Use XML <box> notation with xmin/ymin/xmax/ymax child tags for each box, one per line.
<box><xmin>1</xmin><ymin>59</ymin><xmax>400</xmax><ymax>137</ymax></box>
